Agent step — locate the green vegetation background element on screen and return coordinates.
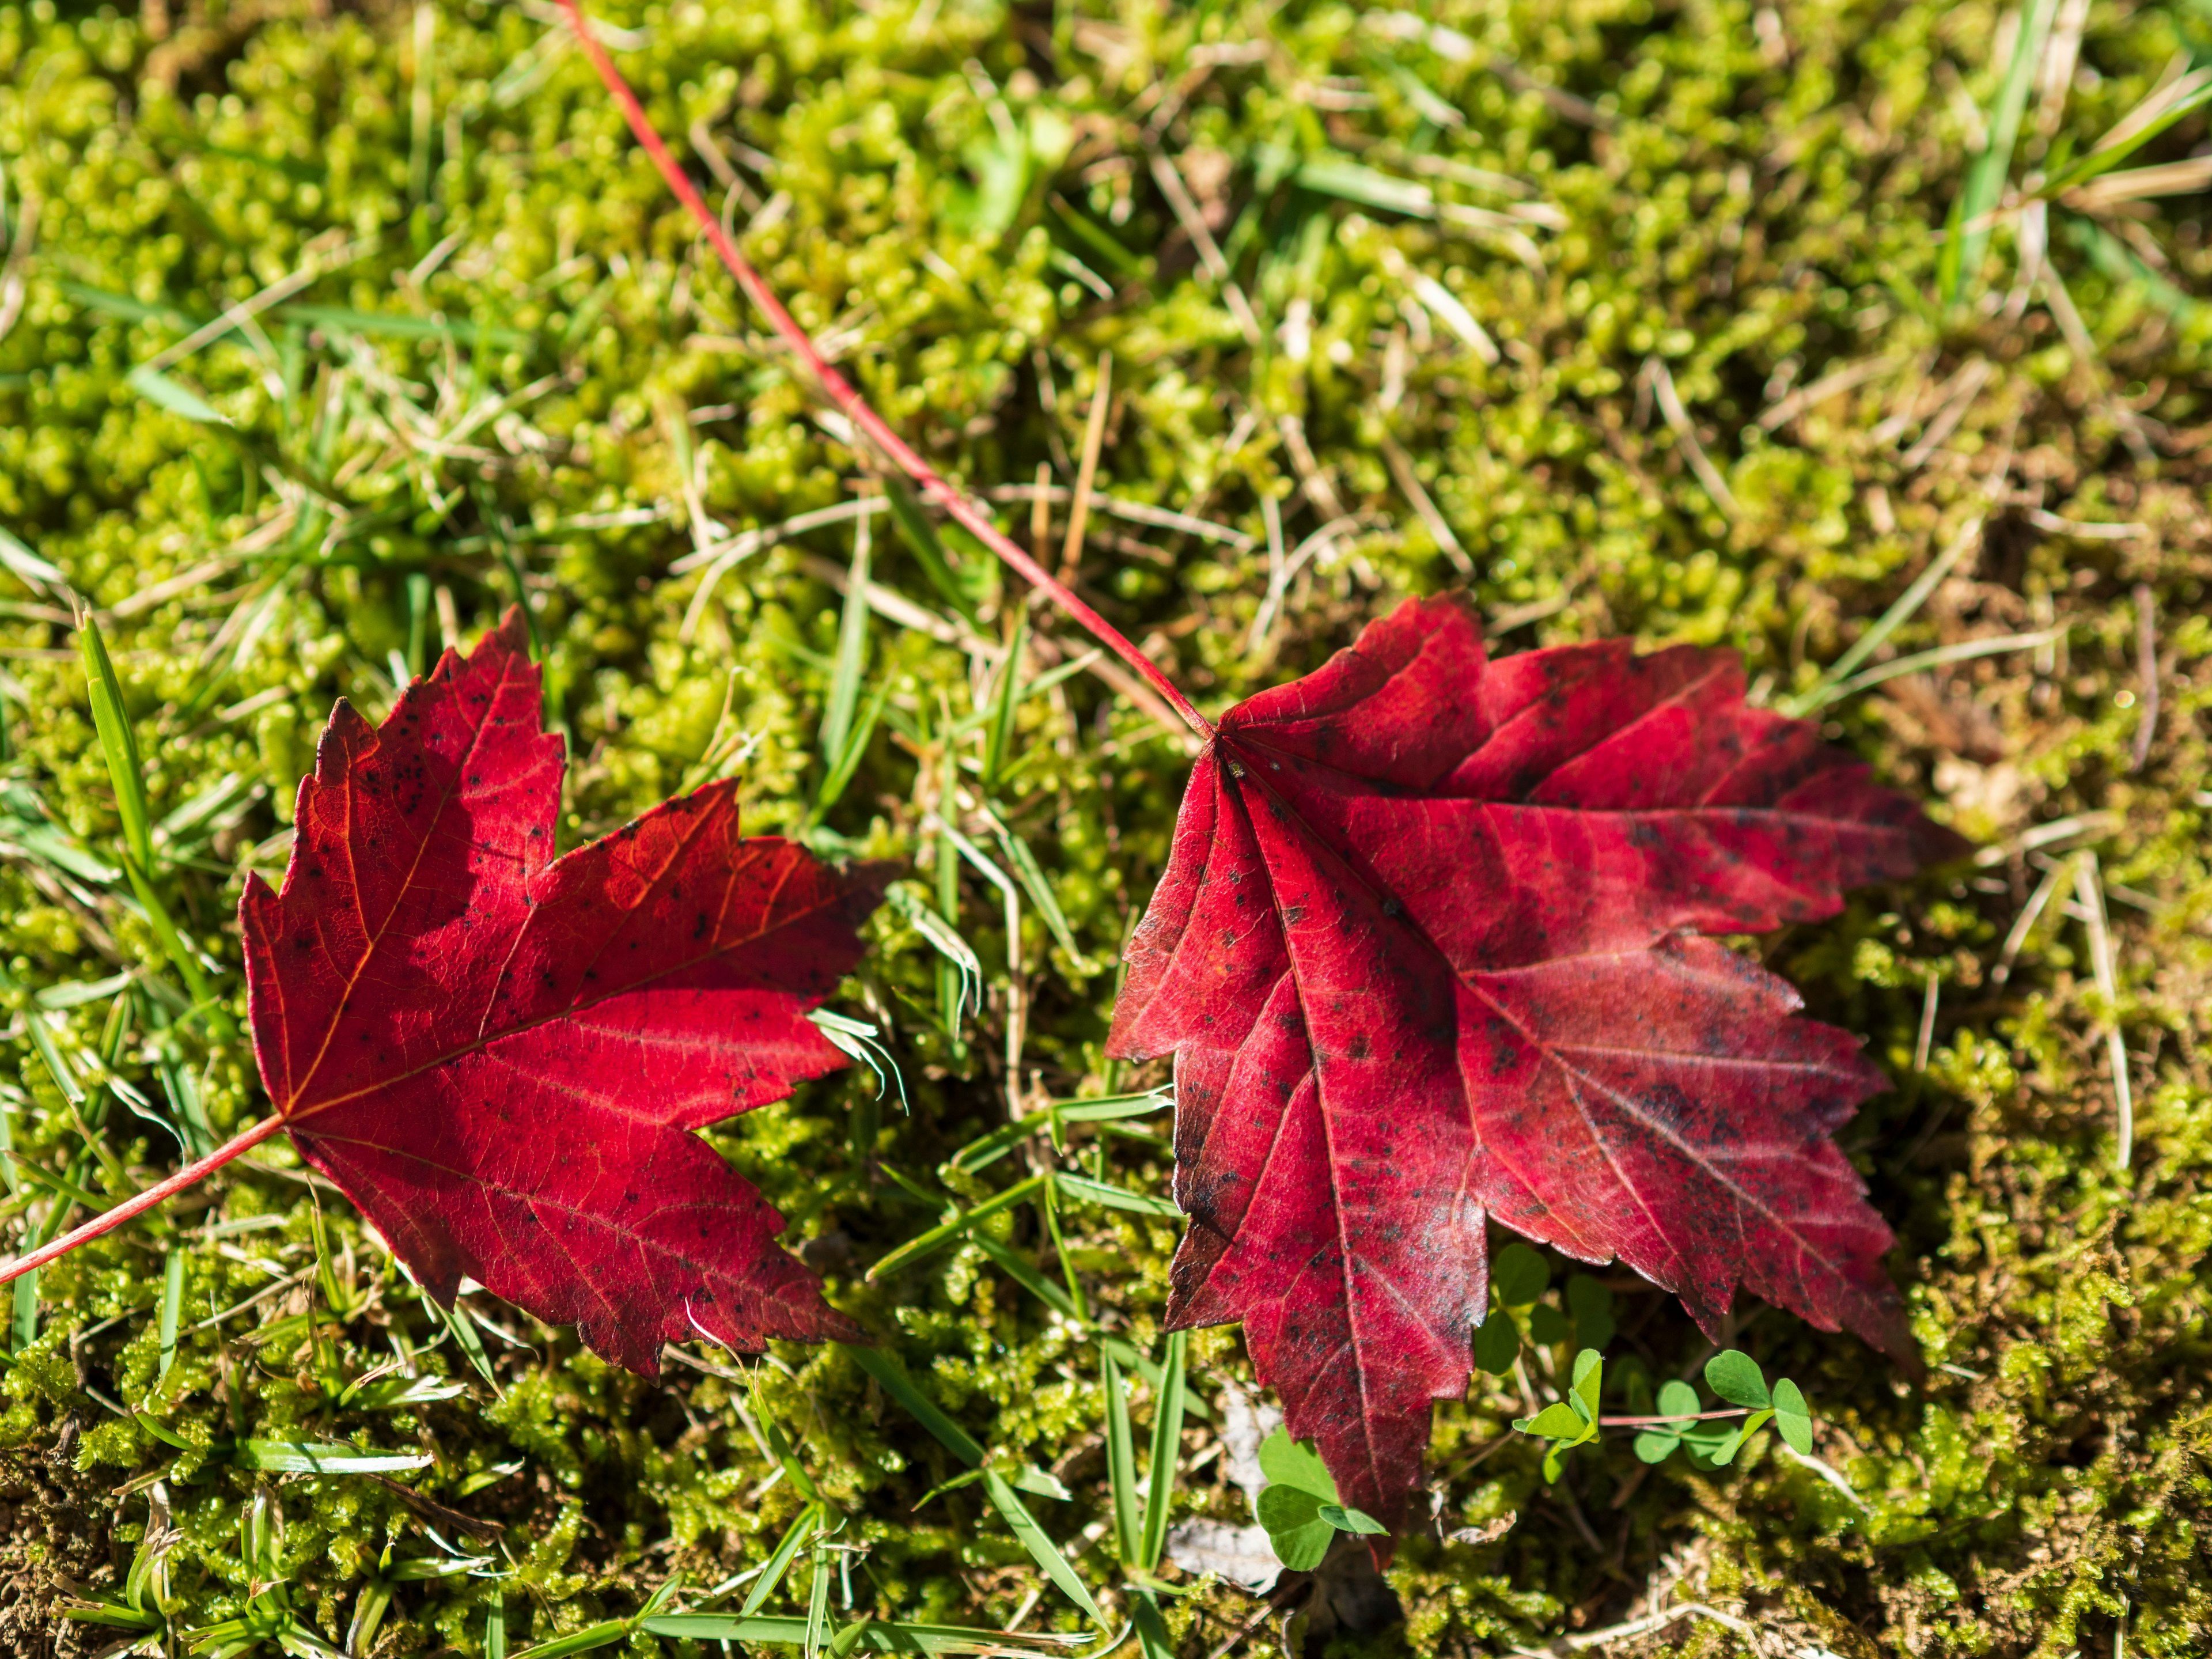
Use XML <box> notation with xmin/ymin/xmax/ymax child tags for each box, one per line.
<box><xmin>1</xmin><ymin>0</ymin><xmax>2209</xmax><ymax>1653</ymax></box>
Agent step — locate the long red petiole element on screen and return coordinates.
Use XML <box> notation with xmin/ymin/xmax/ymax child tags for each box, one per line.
<box><xmin>0</xmin><ymin>1114</ymin><xmax>286</xmax><ymax>1288</ymax></box>
<box><xmin>557</xmin><ymin>0</ymin><xmax>1215</xmax><ymax>744</ymax></box>
<box><xmin>1596</xmin><ymin>1407</ymin><xmax>1752</xmax><ymax>1426</ymax></box>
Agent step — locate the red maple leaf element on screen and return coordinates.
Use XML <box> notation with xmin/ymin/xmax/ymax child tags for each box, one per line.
<box><xmin>1107</xmin><ymin>595</ymin><xmax>1956</xmax><ymax>1531</ymax></box>
<box><xmin>237</xmin><ymin>613</ymin><xmax>880</xmax><ymax>1369</ymax></box>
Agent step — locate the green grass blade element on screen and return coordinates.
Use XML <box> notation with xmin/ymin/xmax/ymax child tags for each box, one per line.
<box><xmin>79</xmin><ymin>611</ymin><xmax>227</xmax><ymax>1028</ymax></box>
<box><xmin>814</xmin><ymin>679</ymin><xmax>891</xmax><ymax>821</ymax></box>
<box><xmin>395</xmin><ymin>1257</ymin><xmax>498</xmax><ymax>1388</ymax></box>
<box><xmin>881</xmin><ymin>477</ymin><xmax>976</xmax><ymax>623</ymax></box>
<box><xmin>127</xmin><ymin>364</ymin><xmax>234</xmax><ymax>427</ymax></box>
<box><xmin>988</xmin><ymin>819</ymin><xmax>1094</xmax><ymax>975</ymax></box>
<box><xmin>12</xmin><ymin>1272</ymin><xmax>39</xmax><ymax>1351</ymax></box>
<box><xmin>840</xmin><ymin>1344</ymin><xmax>987</xmax><ymax>1465</ymax></box>
<box><xmin>509</xmin><ymin>1618</ymin><xmax>631</xmax><ymax>1658</ymax></box>
<box><xmin>1778</xmin><ymin>520</ymin><xmax>1980</xmax><ymax>716</ymax></box>
<box><xmin>640</xmin><ymin>1616</ymin><xmax>806</xmax><ymax>1645</ymax></box>
<box><xmin>753</xmin><ymin>1400</ymin><xmax>827</xmax><ymax>1504</ymax></box>
<box><xmin>1097</xmin><ymin>1336</ymin><xmax>1206</xmax><ymax>1426</ymax></box>
<box><xmin>1048</xmin><ymin>196</ymin><xmax>1141</xmax><ymax>274</ymax></box>
<box><xmin>742</xmin><ymin>1503</ymin><xmax>823</xmax><ymax>1617</ymax></box>
<box><xmin>805</xmin><ymin>1542</ymin><xmax>831</xmax><ymax>1659</ymax></box>
<box><xmin>945</xmin><ymin>1091</ymin><xmax>1165</xmax><ymax>1176</ymax></box>
<box><xmin>7</xmin><ymin>1153</ymin><xmax>109</xmax><ymax>1214</ymax></box>
<box><xmin>930</xmin><ymin>783</ymin><xmax>968</xmax><ymax>1039</ymax></box>
<box><xmin>2070</xmin><ymin>214</ymin><xmax>2210</xmax><ymax>327</ymax></box>
<box><xmin>980</xmin><ymin>1469</ymin><xmax>1104</xmax><ymax>1626</ymax></box>
<box><xmin>971</xmin><ymin>1233</ymin><xmax>1080</xmax><ymax>1321</ymax></box>
<box><xmin>891</xmin><ymin>884</ymin><xmax>981</xmax><ymax>1035</ymax></box>
<box><xmin>234</xmin><ymin>1440</ymin><xmax>435</xmax><ymax>1473</ymax></box>
<box><xmin>276</xmin><ymin>302</ymin><xmax>530</xmax><ymax>347</ymax></box>
<box><xmin>866</xmin><ymin>1173</ymin><xmax>1046</xmax><ymax>1280</ymax></box>
<box><xmin>157</xmin><ymin>771</ymin><xmax>255</xmax><ymax>849</ymax></box>
<box><xmin>1138</xmin><ymin>1330</ymin><xmax>1187</xmax><ymax>1572</ymax></box>
<box><xmin>1934</xmin><ymin>186</ymin><xmax>1967</xmax><ymax>324</ymax></box>
<box><xmin>1102</xmin><ymin>1347</ymin><xmax>1142</xmax><ymax>1567</ymax></box>
<box><xmin>1132</xmin><ymin>1593</ymin><xmax>1174</xmax><ymax>1659</ymax></box>
<box><xmin>1947</xmin><ymin>0</ymin><xmax>2059</xmax><ymax>302</ymax></box>
<box><xmin>821</xmin><ymin>516</ymin><xmax>872</xmax><ymax>770</ymax></box>
<box><xmin>404</xmin><ymin>571</ymin><xmax>430</xmax><ymax>679</ymax></box>
<box><xmin>1039</xmin><ymin>1169</ymin><xmax>1087</xmax><ymax>1321</ymax></box>
<box><xmin>153</xmin><ymin>1029</ymin><xmax>216</xmax><ymax>1158</ymax></box>
<box><xmin>157</xmin><ymin>1246</ymin><xmax>185</xmax><ymax>1387</ymax></box>
<box><xmin>1054</xmin><ymin>1173</ymin><xmax>1180</xmax><ymax>1218</ymax></box>
<box><xmin>2</xmin><ymin>816</ymin><xmax>119</xmax><ymax>886</ymax></box>
<box><xmin>944</xmin><ymin>1116</ymin><xmax>1035</xmax><ymax>1175</ymax></box>
<box><xmin>21</xmin><ymin>1005</ymin><xmax>85</xmax><ymax>1107</ymax></box>
<box><xmin>0</xmin><ymin>524</ymin><xmax>67</xmax><ymax>590</ymax></box>
<box><xmin>1804</xmin><ymin>629</ymin><xmax>2055</xmax><ymax>713</ymax></box>
<box><xmin>2045</xmin><ymin>74</ymin><xmax>2212</xmax><ymax>194</ymax></box>
<box><xmin>982</xmin><ymin>610</ymin><xmax>1025</xmax><ymax>790</ymax></box>
<box><xmin>1053</xmin><ymin>1092</ymin><xmax>1171</xmax><ymax>1124</ymax></box>
<box><xmin>119</xmin><ymin>858</ymin><xmax>223</xmax><ymax>1030</ymax></box>
<box><xmin>78</xmin><ymin>613</ymin><xmax>153</xmax><ymax>871</ymax></box>
<box><xmin>1294</xmin><ymin>153</ymin><xmax>1434</xmax><ymax>217</ymax></box>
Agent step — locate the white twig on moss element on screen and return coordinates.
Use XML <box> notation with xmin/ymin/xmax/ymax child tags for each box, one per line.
<box><xmin>2072</xmin><ymin>853</ymin><xmax>2134</xmax><ymax>1169</ymax></box>
<box><xmin>1642</xmin><ymin>357</ymin><xmax>1740</xmax><ymax>519</ymax></box>
<box><xmin>1379</xmin><ymin>432</ymin><xmax>1473</xmax><ymax>575</ymax></box>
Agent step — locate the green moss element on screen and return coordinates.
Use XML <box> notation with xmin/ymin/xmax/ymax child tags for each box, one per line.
<box><xmin>1</xmin><ymin>0</ymin><xmax>2210</xmax><ymax>1653</ymax></box>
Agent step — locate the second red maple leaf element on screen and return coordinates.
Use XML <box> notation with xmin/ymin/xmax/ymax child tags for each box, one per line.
<box><xmin>242</xmin><ymin>612</ymin><xmax>882</xmax><ymax>1372</ymax></box>
<box><xmin>1109</xmin><ymin>594</ymin><xmax>1958</xmax><ymax>1533</ymax></box>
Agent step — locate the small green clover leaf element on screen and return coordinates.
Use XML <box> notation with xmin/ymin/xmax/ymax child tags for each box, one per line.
<box><xmin>1472</xmin><ymin>1312</ymin><xmax>1521</xmax><ymax>1375</ymax></box>
<box><xmin>1512</xmin><ymin>1349</ymin><xmax>1604</xmax><ymax>1480</ymax></box>
<box><xmin>1253</xmin><ymin>1429</ymin><xmax>1395</xmax><ymax>1569</ymax></box>
<box><xmin>1707</xmin><ymin>1407</ymin><xmax>1775</xmax><ymax>1467</ymax></box>
<box><xmin>1513</xmin><ymin>1402</ymin><xmax>1588</xmax><ymax>1440</ymax></box>
<box><xmin>1704</xmin><ymin>1349</ymin><xmax>1771</xmax><ymax>1409</ymax></box>
<box><xmin>1570</xmin><ymin>1349</ymin><xmax>1603</xmax><ymax>1422</ymax></box>
<box><xmin>1551</xmin><ymin>1350</ymin><xmax>1819</xmax><ymax>1471</ymax></box>
<box><xmin>1511</xmin><ymin>1347</ymin><xmax>1817</xmax><ymax>1476</ymax></box>
<box><xmin>1316</xmin><ymin>1503</ymin><xmax>1388</xmax><ymax>1535</ymax></box>
<box><xmin>1256</xmin><ymin>1428</ymin><xmax>1332</xmax><ymax>1495</ymax></box>
<box><xmin>1566</xmin><ymin>1275</ymin><xmax>1615</xmax><ymax>1351</ymax></box>
<box><xmin>1527</xmin><ymin>1301</ymin><xmax>1572</xmax><ymax>1345</ymax></box>
<box><xmin>1491</xmin><ymin>1243</ymin><xmax>1550</xmax><ymax>1308</ymax></box>
<box><xmin>1254</xmin><ymin>1483</ymin><xmax>1335</xmax><ymax>1572</ymax></box>
<box><xmin>1482</xmin><ymin>1246</ymin><xmax>1596</xmax><ymax>1373</ymax></box>
<box><xmin>1633</xmin><ymin>1379</ymin><xmax>1702</xmax><ymax>1463</ymax></box>
<box><xmin>1772</xmin><ymin>1377</ymin><xmax>1815</xmax><ymax>1455</ymax></box>
<box><xmin>1681</xmin><ymin>1417</ymin><xmax>1742</xmax><ymax>1468</ymax></box>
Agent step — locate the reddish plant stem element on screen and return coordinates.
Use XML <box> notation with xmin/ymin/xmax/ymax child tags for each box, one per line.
<box><xmin>0</xmin><ymin>1114</ymin><xmax>286</xmax><ymax>1288</ymax></box>
<box><xmin>1597</xmin><ymin>1407</ymin><xmax>1752</xmax><ymax>1427</ymax></box>
<box><xmin>559</xmin><ymin>0</ymin><xmax>1215</xmax><ymax>744</ymax></box>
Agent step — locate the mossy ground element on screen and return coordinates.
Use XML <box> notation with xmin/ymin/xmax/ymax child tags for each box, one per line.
<box><xmin>1</xmin><ymin>0</ymin><xmax>2209</xmax><ymax>1653</ymax></box>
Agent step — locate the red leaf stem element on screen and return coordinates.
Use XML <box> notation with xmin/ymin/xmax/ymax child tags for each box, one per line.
<box><xmin>0</xmin><ymin>1113</ymin><xmax>286</xmax><ymax>1287</ymax></box>
<box><xmin>558</xmin><ymin>0</ymin><xmax>1214</xmax><ymax>744</ymax></box>
<box><xmin>1597</xmin><ymin>1408</ymin><xmax>1752</xmax><ymax>1426</ymax></box>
